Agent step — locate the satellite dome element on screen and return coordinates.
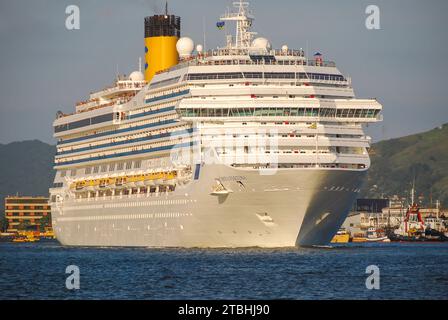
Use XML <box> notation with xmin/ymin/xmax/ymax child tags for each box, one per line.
<box><xmin>252</xmin><ymin>37</ymin><xmax>272</xmax><ymax>51</ymax></box>
<box><xmin>129</xmin><ymin>71</ymin><xmax>144</xmax><ymax>81</ymax></box>
<box><xmin>176</xmin><ymin>37</ymin><xmax>194</xmax><ymax>58</ymax></box>
<box><xmin>196</xmin><ymin>44</ymin><xmax>204</xmax><ymax>53</ymax></box>
<box><xmin>281</xmin><ymin>45</ymin><xmax>289</xmax><ymax>52</ymax></box>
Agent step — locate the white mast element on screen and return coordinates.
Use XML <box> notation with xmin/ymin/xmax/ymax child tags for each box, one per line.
<box><xmin>220</xmin><ymin>0</ymin><xmax>256</xmax><ymax>48</ymax></box>
<box><xmin>411</xmin><ymin>179</ymin><xmax>415</xmax><ymax>205</ymax></box>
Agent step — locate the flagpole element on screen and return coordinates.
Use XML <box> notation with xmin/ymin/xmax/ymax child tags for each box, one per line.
<box><xmin>315</xmin><ymin>122</ymin><xmax>319</xmax><ymax>168</ymax></box>
<box><xmin>203</xmin><ymin>16</ymin><xmax>206</xmax><ymax>52</ymax></box>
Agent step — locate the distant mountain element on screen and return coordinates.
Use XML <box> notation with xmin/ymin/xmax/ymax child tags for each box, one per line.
<box><xmin>362</xmin><ymin>123</ymin><xmax>448</xmax><ymax>207</ymax></box>
<box><xmin>0</xmin><ymin>140</ymin><xmax>56</xmax><ymax>230</ymax></box>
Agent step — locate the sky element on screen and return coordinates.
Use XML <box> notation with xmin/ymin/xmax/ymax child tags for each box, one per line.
<box><xmin>0</xmin><ymin>0</ymin><xmax>447</xmax><ymax>144</ymax></box>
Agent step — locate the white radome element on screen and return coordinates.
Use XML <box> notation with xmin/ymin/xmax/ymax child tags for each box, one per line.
<box><xmin>282</xmin><ymin>45</ymin><xmax>289</xmax><ymax>52</ymax></box>
<box><xmin>176</xmin><ymin>37</ymin><xmax>194</xmax><ymax>58</ymax></box>
<box><xmin>252</xmin><ymin>37</ymin><xmax>272</xmax><ymax>51</ymax></box>
<box><xmin>196</xmin><ymin>44</ymin><xmax>204</xmax><ymax>53</ymax></box>
<box><xmin>129</xmin><ymin>71</ymin><xmax>144</xmax><ymax>81</ymax></box>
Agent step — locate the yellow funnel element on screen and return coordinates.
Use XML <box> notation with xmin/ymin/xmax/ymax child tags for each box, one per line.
<box><xmin>144</xmin><ymin>15</ymin><xmax>180</xmax><ymax>82</ymax></box>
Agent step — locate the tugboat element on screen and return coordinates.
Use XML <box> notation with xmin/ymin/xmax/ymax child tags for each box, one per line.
<box><xmin>365</xmin><ymin>227</ymin><xmax>390</xmax><ymax>242</ymax></box>
<box><xmin>424</xmin><ymin>216</ymin><xmax>448</xmax><ymax>241</ymax></box>
<box><xmin>387</xmin><ymin>203</ymin><xmax>448</xmax><ymax>242</ymax></box>
<box><xmin>391</xmin><ymin>203</ymin><xmax>426</xmax><ymax>240</ymax></box>
<box><xmin>351</xmin><ymin>227</ymin><xmax>390</xmax><ymax>243</ymax></box>
<box><xmin>331</xmin><ymin>228</ymin><xmax>350</xmax><ymax>243</ymax></box>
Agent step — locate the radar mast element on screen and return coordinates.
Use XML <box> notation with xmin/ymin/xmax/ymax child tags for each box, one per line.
<box><xmin>220</xmin><ymin>0</ymin><xmax>257</xmax><ymax>48</ymax></box>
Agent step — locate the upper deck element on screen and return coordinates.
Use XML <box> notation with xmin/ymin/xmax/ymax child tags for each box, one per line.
<box><xmin>160</xmin><ymin>48</ymin><xmax>336</xmax><ymax>76</ymax></box>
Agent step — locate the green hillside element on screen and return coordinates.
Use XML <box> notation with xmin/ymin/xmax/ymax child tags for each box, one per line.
<box><xmin>362</xmin><ymin>123</ymin><xmax>448</xmax><ymax>207</ymax></box>
<box><xmin>0</xmin><ymin>140</ymin><xmax>56</xmax><ymax>231</ymax></box>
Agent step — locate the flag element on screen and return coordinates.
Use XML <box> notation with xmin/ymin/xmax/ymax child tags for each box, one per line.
<box><xmin>216</xmin><ymin>21</ymin><xmax>225</xmax><ymax>30</ymax></box>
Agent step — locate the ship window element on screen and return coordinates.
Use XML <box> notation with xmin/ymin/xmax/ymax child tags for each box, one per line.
<box><xmin>93</xmin><ymin>166</ymin><xmax>99</xmax><ymax>174</ymax></box>
<box><xmin>60</xmin><ymin>170</ymin><xmax>66</xmax><ymax>178</ymax></box>
<box><xmin>100</xmin><ymin>165</ymin><xmax>108</xmax><ymax>173</ymax></box>
<box><xmin>67</xmin><ymin>118</ymin><xmax>90</xmax><ymax>131</ymax></box>
<box><xmin>85</xmin><ymin>167</ymin><xmax>92</xmax><ymax>174</ymax></box>
<box><xmin>126</xmin><ymin>162</ymin><xmax>133</xmax><ymax>170</ymax></box>
<box><xmin>134</xmin><ymin>160</ymin><xmax>142</xmax><ymax>169</ymax></box>
<box><xmin>109</xmin><ymin>163</ymin><xmax>115</xmax><ymax>172</ymax></box>
<box><xmin>70</xmin><ymin>169</ymin><xmax>77</xmax><ymax>177</ymax></box>
<box><xmin>354</xmin><ymin>109</ymin><xmax>362</xmax><ymax>118</ymax></box>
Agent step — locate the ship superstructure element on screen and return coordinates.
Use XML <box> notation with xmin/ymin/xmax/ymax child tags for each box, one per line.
<box><xmin>50</xmin><ymin>1</ymin><xmax>382</xmax><ymax>247</ymax></box>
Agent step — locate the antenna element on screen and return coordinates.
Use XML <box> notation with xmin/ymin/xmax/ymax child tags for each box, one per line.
<box><xmin>165</xmin><ymin>1</ymin><xmax>168</xmax><ymax>16</ymax></box>
<box><xmin>203</xmin><ymin>16</ymin><xmax>206</xmax><ymax>52</ymax></box>
<box><xmin>220</xmin><ymin>0</ymin><xmax>255</xmax><ymax>48</ymax></box>
<box><xmin>436</xmin><ymin>200</ymin><xmax>440</xmax><ymax>219</ymax></box>
<box><xmin>411</xmin><ymin>178</ymin><xmax>415</xmax><ymax>205</ymax></box>
<box><xmin>139</xmin><ymin>57</ymin><xmax>142</xmax><ymax>73</ymax></box>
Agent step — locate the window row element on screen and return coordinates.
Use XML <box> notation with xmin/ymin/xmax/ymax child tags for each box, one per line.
<box><xmin>186</xmin><ymin>72</ymin><xmax>346</xmax><ymax>82</ymax></box>
<box><xmin>178</xmin><ymin>107</ymin><xmax>380</xmax><ymax>118</ymax></box>
<box><xmin>62</xmin><ymin>160</ymin><xmax>143</xmax><ymax>178</ymax></box>
<box><xmin>55</xmin><ymin>113</ymin><xmax>115</xmax><ymax>133</ymax></box>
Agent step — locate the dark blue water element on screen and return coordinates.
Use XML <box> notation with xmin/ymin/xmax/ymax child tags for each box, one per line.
<box><xmin>0</xmin><ymin>241</ymin><xmax>447</xmax><ymax>300</ymax></box>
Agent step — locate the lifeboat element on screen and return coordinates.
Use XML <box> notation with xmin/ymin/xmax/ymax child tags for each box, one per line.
<box><xmin>135</xmin><ymin>180</ymin><xmax>145</xmax><ymax>187</ymax></box>
<box><xmin>98</xmin><ymin>179</ymin><xmax>109</xmax><ymax>189</ymax></box>
<box><xmin>154</xmin><ymin>173</ymin><xmax>165</xmax><ymax>184</ymax></box>
<box><xmin>165</xmin><ymin>179</ymin><xmax>177</xmax><ymax>186</ymax></box>
<box><xmin>164</xmin><ymin>172</ymin><xmax>177</xmax><ymax>186</ymax></box>
<box><xmin>126</xmin><ymin>179</ymin><xmax>137</xmax><ymax>188</ymax></box>
<box><xmin>74</xmin><ymin>181</ymin><xmax>86</xmax><ymax>192</ymax></box>
<box><xmin>144</xmin><ymin>175</ymin><xmax>155</xmax><ymax>186</ymax></box>
<box><xmin>85</xmin><ymin>185</ymin><xmax>96</xmax><ymax>192</ymax></box>
<box><xmin>115</xmin><ymin>177</ymin><xmax>126</xmax><ymax>189</ymax></box>
<box><xmin>134</xmin><ymin>174</ymin><xmax>145</xmax><ymax>187</ymax></box>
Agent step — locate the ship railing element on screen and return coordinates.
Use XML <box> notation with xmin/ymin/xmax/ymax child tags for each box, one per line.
<box><xmin>303</xmin><ymin>78</ymin><xmax>348</xmax><ymax>85</ymax></box>
<box><xmin>74</xmin><ymin>190</ymin><xmax>178</xmax><ymax>202</ymax></box>
<box><xmin>90</xmin><ymin>81</ymin><xmax>147</xmax><ymax>99</ymax></box>
<box><xmin>306</xmin><ymin>60</ymin><xmax>336</xmax><ymax>67</ymax></box>
<box><xmin>170</xmin><ymin>51</ymin><xmax>335</xmax><ymax>72</ymax></box>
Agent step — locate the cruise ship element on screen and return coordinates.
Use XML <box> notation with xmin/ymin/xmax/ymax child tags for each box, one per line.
<box><xmin>50</xmin><ymin>1</ymin><xmax>382</xmax><ymax>247</ymax></box>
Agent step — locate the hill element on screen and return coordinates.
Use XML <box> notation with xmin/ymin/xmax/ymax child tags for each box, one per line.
<box><xmin>362</xmin><ymin>123</ymin><xmax>448</xmax><ymax>206</ymax></box>
<box><xmin>0</xmin><ymin>140</ymin><xmax>56</xmax><ymax>231</ymax></box>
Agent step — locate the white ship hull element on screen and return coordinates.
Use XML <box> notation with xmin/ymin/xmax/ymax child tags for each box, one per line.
<box><xmin>50</xmin><ymin>1</ymin><xmax>382</xmax><ymax>248</ymax></box>
<box><xmin>51</xmin><ymin>165</ymin><xmax>365</xmax><ymax>247</ymax></box>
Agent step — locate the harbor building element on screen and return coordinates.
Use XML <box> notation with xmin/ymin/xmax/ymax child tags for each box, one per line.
<box><xmin>4</xmin><ymin>196</ymin><xmax>52</xmax><ymax>234</ymax></box>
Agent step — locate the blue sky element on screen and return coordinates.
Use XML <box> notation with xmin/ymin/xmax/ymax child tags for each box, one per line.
<box><xmin>0</xmin><ymin>0</ymin><xmax>447</xmax><ymax>144</ymax></box>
